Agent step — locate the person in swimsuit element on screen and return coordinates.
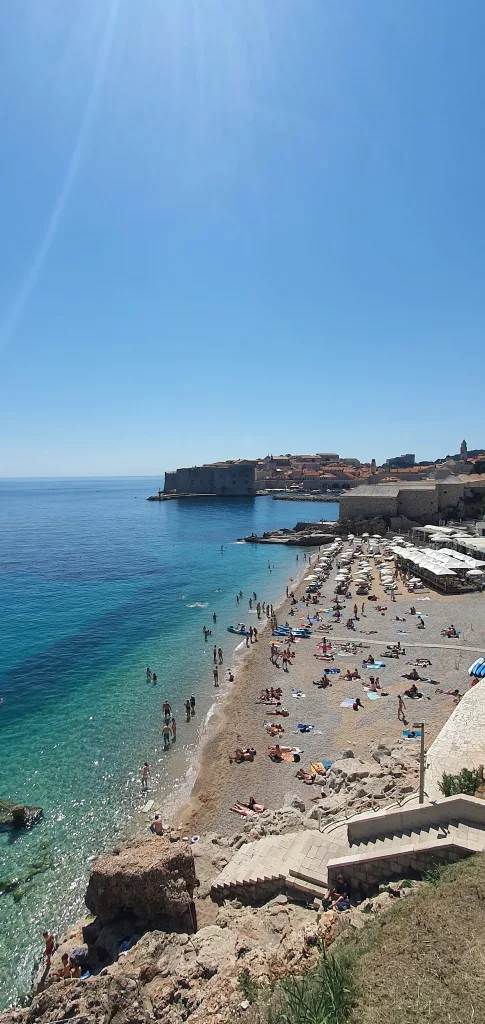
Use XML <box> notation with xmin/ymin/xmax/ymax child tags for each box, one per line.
<box><xmin>185</xmin><ymin>699</ymin><xmax>191</xmax><ymax>721</ymax></box>
<box><xmin>190</xmin><ymin>695</ymin><xmax>196</xmax><ymax>714</ymax></box>
<box><xmin>162</xmin><ymin>722</ymin><xmax>171</xmax><ymax>749</ymax></box>
<box><xmin>171</xmin><ymin>717</ymin><xmax>176</xmax><ymax>741</ymax></box>
<box><xmin>398</xmin><ymin>694</ymin><xmax>406</xmax><ymax>721</ymax></box>
<box><xmin>141</xmin><ymin>761</ymin><xmax>149</xmax><ymax>791</ymax></box>
<box><xmin>162</xmin><ymin>700</ymin><xmax>171</xmax><ymax>721</ymax></box>
<box><xmin>43</xmin><ymin>931</ymin><xmax>55</xmax><ymax>966</ymax></box>
<box><xmin>146</xmin><ymin>666</ymin><xmax>152</xmax><ymax>681</ymax></box>
<box><xmin>150</xmin><ymin>813</ymin><xmax>164</xmax><ymax>835</ymax></box>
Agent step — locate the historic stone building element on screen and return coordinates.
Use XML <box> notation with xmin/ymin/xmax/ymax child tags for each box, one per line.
<box><xmin>164</xmin><ymin>461</ymin><xmax>257</xmax><ymax>496</ymax></box>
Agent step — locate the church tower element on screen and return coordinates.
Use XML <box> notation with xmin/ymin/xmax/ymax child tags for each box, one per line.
<box><xmin>460</xmin><ymin>439</ymin><xmax>468</xmax><ymax>461</ymax></box>
<box><xmin>371</xmin><ymin>458</ymin><xmax>376</xmax><ymax>474</ymax></box>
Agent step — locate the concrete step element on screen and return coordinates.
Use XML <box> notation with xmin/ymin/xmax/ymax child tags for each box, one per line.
<box><xmin>289</xmin><ymin>865</ymin><xmax>328</xmax><ymax>887</ymax></box>
<box><xmin>286</xmin><ymin>875</ymin><xmax>329</xmax><ymax>900</ymax></box>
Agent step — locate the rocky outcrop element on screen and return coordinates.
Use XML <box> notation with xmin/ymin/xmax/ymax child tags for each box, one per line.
<box><xmin>1</xmin><ymin>882</ymin><xmax>423</xmax><ymax>1024</ymax></box>
<box><xmin>0</xmin><ymin>742</ymin><xmax>422</xmax><ymax>1024</ymax></box>
<box><xmin>85</xmin><ymin>836</ymin><xmax>196</xmax><ymax>925</ymax></box>
<box><xmin>0</xmin><ymin>799</ymin><xmax>43</xmax><ymax>830</ymax></box>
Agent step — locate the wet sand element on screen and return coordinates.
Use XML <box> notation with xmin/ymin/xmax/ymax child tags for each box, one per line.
<box><xmin>175</xmin><ymin>540</ymin><xmax>485</xmax><ymax>838</ymax></box>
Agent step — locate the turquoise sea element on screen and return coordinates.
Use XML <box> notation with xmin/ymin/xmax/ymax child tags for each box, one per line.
<box><xmin>0</xmin><ymin>478</ymin><xmax>338</xmax><ymax>1009</ymax></box>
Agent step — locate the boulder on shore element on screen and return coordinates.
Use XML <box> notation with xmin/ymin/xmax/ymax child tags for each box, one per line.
<box><xmin>0</xmin><ymin>799</ymin><xmax>43</xmax><ymax>829</ymax></box>
<box><xmin>85</xmin><ymin>836</ymin><xmax>197</xmax><ymax>925</ymax></box>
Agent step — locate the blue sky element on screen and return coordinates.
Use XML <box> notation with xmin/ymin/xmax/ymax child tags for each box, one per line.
<box><xmin>0</xmin><ymin>0</ymin><xmax>483</xmax><ymax>476</ymax></box>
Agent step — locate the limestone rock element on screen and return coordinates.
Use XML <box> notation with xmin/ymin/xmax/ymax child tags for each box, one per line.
<box><xmin>326</xmin><ymin>758</ymin><xmax>381</xmax><ymax>793</ymax></box>
<box><xmin>283</xmin><ymin>792</ymin><xmax>306</xmax><ymax>813</ymax></box>
<box><xmin>85</xmin><ymin>836</ymin><xmax>196</xmax><ymax>924</ymax></box>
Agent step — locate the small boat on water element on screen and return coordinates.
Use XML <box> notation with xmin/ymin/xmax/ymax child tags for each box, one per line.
<box><xmin>227</xmin><ymin>623</ymin><xmax>250</xmax><ymax>636</ymax></box>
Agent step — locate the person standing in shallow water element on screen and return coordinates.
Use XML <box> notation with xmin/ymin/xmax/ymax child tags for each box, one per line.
<box><xmin>213</xmin><ymin>666</ymin><xmax>219</xmax><ymax>686</ymax></box>
<box><xmin>141</xmin><ymin>762</ymin><xmax>149</xmax><ymax>791</ymax></box>
<box><xmin>213</xmin><ymin>612</ymin><xmax>217</xmax><ymax>624</ymax></box>
<box><xmin>218</xmin><ymin>647</ymin><xmax>223</xmax><ymax>665</ymax></box>
<box><xmin>185</xmin><ymin>699</ymin><xmax>191</xmax><ymax>722</ymax></box>
<box><xmin>190</xmin><ymin>695</ymin><xmax>196</xmax><ymax>714</ymax></box>
<box><xmin>146</xmin><ymin>666</ymin><xmax>152</xmax><ymax>681</ymax></box>
<box><xmin>213</xmin><ymin>645</ymin><xmax>217</xmax><ymax>664</ymax></box>
<box><xmin>162</xmin><ymin>721</ymin><xmax>171</xmax><ymax>749</ymax></box>
<box><xmin>171</xmin><ymin>717</ymin><xmax>176</xmax><ymax>742</ymax></box>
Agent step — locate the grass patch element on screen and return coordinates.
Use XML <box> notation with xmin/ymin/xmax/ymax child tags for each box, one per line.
<box><xmin>249</xmin><ymin>947</ymin><xmax>355</xmax><ymax>1024</ymax></box>
<box><xmin>247</xmin><ymin>857</ymin><xmax>485</xmax><ymax>1024</ymax></box>
<box><xmin>348</xmin><ymin>854</ymin><xmax>485</xmax><ymax>1024</ymax></box>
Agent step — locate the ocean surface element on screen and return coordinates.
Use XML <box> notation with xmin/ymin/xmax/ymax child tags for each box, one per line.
<box><xmin>0</xmin><ymin>478</ymin><xmax>338</xmax><ymax>1009</ymax></box>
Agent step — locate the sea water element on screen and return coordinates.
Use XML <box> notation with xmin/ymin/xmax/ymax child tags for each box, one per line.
<box><xmin>0</xmin><ymin>478</ymin><xmax>338</xmax><ymax>1008</ymax></box>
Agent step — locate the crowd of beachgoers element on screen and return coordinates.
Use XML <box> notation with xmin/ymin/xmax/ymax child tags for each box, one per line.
<box><xmin>173</xmin><ymin>533</ymin><xmax>484</xmax><ymax>838</ymax></box>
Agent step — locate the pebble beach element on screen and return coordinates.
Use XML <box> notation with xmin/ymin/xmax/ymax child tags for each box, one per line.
<box><xmin>179</xmin><ymin>543</ymin><xmax>485</xmax><ymax>838</ymax></box>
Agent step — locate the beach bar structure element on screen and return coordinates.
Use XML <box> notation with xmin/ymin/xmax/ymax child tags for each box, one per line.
<box><xmin>388</xmin><ymin>544</ymin><xmax>485</xmax><ymax>593</ymax></box>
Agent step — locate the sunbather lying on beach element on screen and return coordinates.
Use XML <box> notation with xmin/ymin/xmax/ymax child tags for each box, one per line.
<box><xmin>268</xmin><ymin>744</ymin><xmax>294</xmax><ymax>760</ymax></box>
<box><xmin>266</xmin><ymin>708</ymin><xmax>289</xmax><ymax>717</ymax></box>
<box><xmin>230</xmin><ymin>747</ymin><xmax>257</xmax><ymax>763</ymax></box>
<box><xmin>296</xmin><ymin>767</ymin><xmax>315</xmax><ymax>783</ymax></box>
<box><xmin>229</xmin><ymin>796</ymin><xmax>265</xmax><ymax>815</ymax></box>
<box><xmin>265</xmin><ymin>722</ymin><xmax>285</xmax><ymax>736</ymax></box>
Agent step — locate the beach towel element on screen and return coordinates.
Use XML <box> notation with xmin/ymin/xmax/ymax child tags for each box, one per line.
<box><xmin>395</xmin><ymin>631</ymin><xmax>409</xmax><ymax>635</ymax></box>
<box><xmin>310</xmin><ymin>760</ymin><xmax>332</xmax><ymax>775</ymax></box>
<box><xmin>367</xmin><ymin>691</ymin><xmax>381</xmax><ymax>701</ymax></box>
<box><xmin>363</xmin><ymin>661</ymin><xmax>385</xmax><ymax>669</ymax></box>
<box><xmin>297</xmin><ymin>724</ymin><xmax>314</xmax><ymax>731</ymax></box>
<box><xmin>292</xmin><ymin>691</ymin><xmax>306</xmax><ymax>698</ymax></box>
<box><xmin>326</xmin><ymin>668</ymin><xmax>340</xmax><ymax>674</ymax></box>
<box><xmin>402</xmin><ymin>729</ymin><xmax>422</xmax><ymax>738</ymax></box>
<box><xmin>340</xmin><ymin>698</ymin><xmax>355</xmax><ymax>708</ymax></box>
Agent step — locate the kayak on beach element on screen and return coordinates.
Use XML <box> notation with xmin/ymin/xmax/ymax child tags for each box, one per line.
<box><xmin>227</xmin><ymin>623</ymin><xmax>250</xmax><ymax>635</ymax></box>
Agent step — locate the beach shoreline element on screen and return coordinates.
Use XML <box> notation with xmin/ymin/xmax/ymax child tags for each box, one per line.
<box><xmin>133</xmin><ymin>551</ymin><xmax>319</xmax><ymax>838</ymax></box>
<box><xmin>170</xmin><ymin>550</ymin><xmax>326</xmax><ymax>836</ymax></box>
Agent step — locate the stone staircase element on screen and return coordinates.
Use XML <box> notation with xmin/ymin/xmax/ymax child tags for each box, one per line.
<box><xmin>211</xmin><ymin>797</ymin><xmax>485</xmax><ymax>902</ymax></box>
<box><xmin>211</xmin><ymin>824</ymin><xmax>350</xmax><ymax>901</ymax></box>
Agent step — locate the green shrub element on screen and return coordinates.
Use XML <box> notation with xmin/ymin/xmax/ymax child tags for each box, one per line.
<box><xmin>267</xmin><ymin>948</ymin><xmax>354</xmax><ymax>1024</ymax></box>
<box><xmin>238</xmin><ymin>968</ymin><xmax>264</xmax><ymax>1005</ymax></box>
<box><xmin>439</xmin><ymin>768</ymin><xmax>481</xmax><ymax>798</ymax></box>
